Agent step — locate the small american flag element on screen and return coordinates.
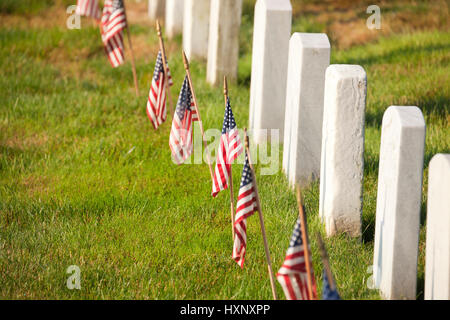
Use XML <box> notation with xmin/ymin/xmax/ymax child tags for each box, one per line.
<box><xmin>232</xmin><ymin>152</ymin><xmax>257</xmax><ymax>268</ymax></box>
<box><xmin>76</xmin><ymin>0</ymin><xmax>101</xmax><ymax>20</ymax></box>
<box><xmin>146</xmin><ymin>50</ymin><xmax>173</xmax><ymax>129</ymax></box>
<box><xmin>277</xmin><ymin>217</ymin><xmax>317</xmax><ymax>300</ymax></box>
<box><xmin>101</xmin><ymin>0</ymin><xmax>127</xmax><ymax>67</ymax></box>
<box><xmin>211</xmin><ymin>97</ymin><xmax>243</xmax><ymax>197</ymax></box>
<box><xmin>169</xmin><ymin>76</ymin><xmax>198</xmax><ymax>164</ymax></box>
<box><xmin>322</xmin><ymin>270</ymin><xmax>340</xmax><ymax>300</ymax></box>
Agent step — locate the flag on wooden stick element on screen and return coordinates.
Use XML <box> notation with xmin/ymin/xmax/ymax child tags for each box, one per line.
<box><xmin>76</xmin><ymin>0</ymin><xmax>101</xmax><ymax>20</ymax></box>
<box><xmin>322</xmin><ymin>270</ymin><xmax>340</xmax><ymax>300</ymax></box>
<box><xmin>316</xmin><ymin>233</ymin><xmax>341</xmax><ymax>300</ymax></box>
<box><xmin>101</xmin><ymin>0</ymin><xmax>127</xmax><ymax>67</ymax></box>
<box><xmin>232</xmin><ymin>152</ymin><xmax>257</xmax><ymax>268</ymax></box>
<box><xmin>146</xmin><ymin>50</ymin><xmax>173</xmax><ymax>129</ymax></box>
<box><xmin>181</xmin><ymin>50</ymin><xmax>214</xmax><ymax>180</ymax></box>
<box><xmin>155</xmin><ymin>20</ymin><xmax>174</xmax><ymax>116</ymax></box>
<box><xmin>212</xmin><ymin>96</ymin><xmax>243</xmax><ymax>197</ymax></box>
<box><xmin>169</xmin><ymin>76</ymin><xmax>198</xmax><ymax>164</ymax></box>
<box><xmin>277</xmin><ymin>217</ymin><xmax>318</xmax><ymax>300</ymax></box>
<box><xmin>237</xmin><ymin>129</ymin><xmax>278</xmax><ymax>299</ymax></box>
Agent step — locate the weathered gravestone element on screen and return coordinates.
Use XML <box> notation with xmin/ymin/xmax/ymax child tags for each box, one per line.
<box><xmin>282</xmin><ymin>32</ymin><xmax>330</xmax><ymax>188</ymax></box>
<box><xmin>319</xmin><ymin>65</ymin><xmax>366</xmax><ymax>237</ymax></box>
<box><xmin>148</xmin><ymin>0</ymin><xmax>166</xmax><ymax>22</ymax></box>
<box><xmin>165</xmin><ymin>0</ymin><xmax>184</xmax><ymax>39</ymax></box>
<box><xmin>183</xmin><ymin>0</ymin><xmax>210</xmax><ymax>60</ymax></box>
<box><xmin>425</xmin><ymin>154</ymin><xmax>450</xmax><ymax>300</ymax></box>
<box><xmin>373</xmin><ymin>106</ymin><xmax>426</xmax><ymax>300</ymax></box>
<box><xmin>207</xmin><ymin>0</ymin><xmax>242</xmax><ymax>86</ymax></box>
<box><xmin>249</xmin><ymin>0</ymin><xmax>291</xmax><ymax>144</ymax></box>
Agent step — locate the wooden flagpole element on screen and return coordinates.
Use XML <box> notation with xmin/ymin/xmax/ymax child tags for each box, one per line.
<box><xmin>296</xmin><ymin>185</ymin><xmax>316</xmax><ymax>300</ymax></box>
<box><xmin>316</xmin><ymin>233</ymin><xmax>336</xmax><ymax>291</ymax></box>
<box><xmin>223</xmin><ymin>76</ymin><xmax>235</xmax><ymax>241</ymax></box>
<box><xmin>122</xmin><ymin>1</ymin><xmax>139</xmax><ymax>97</ymax></box>
<box><xmin>182</xmin><ymin>51</ymin><xmax>214</xmax><ymax>182</ymax></box>
<box><xmin>243</xmin><ymin>128</ymin><xmax>278</xmax><ymax>300</ymax></box>
<box><xmin>156</xmin><ymin>20</ymin><xmax>174</xmax><ymax>117</ymax></box>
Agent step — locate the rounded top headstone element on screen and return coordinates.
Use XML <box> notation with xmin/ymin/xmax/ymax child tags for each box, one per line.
<box><xmin>429</xmin><ymin>153</ymin><xmax>450</xmax><ymax>170</ymax></box>
<box><xmin>291</xmin><ymin>33</ymin><xmax>330</xmax><ymax>49</ymax></box>
<box><xmin>382</xmin><ymin>106</ymin><xmax>425</xmax><ymax>129</ymax></box>
<box><xmin>326</xmin><ymin>64</ymin><xmax>366</xmax><ymax>80</ymax></box>
<box><xmin>259</xmin><ymin>0</ymin><xmax>292</xmax><ymax>11</ymax></box>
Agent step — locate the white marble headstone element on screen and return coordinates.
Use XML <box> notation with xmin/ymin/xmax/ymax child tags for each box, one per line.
<box><xmin>373</xmin><ymin>106</ymin><xmax>426</xmax><ymax>300</ymax></box>
<box><xmin>248</xmin><ymin>0</ymin><xmax>292</xmax><ymax>144</ymax></box>
<box><xmin>206</xmin><ymin>0</ymin><xmax>242</xmax><ymax>86</ymax></box>
<box><xmin>165</xmin><ymin>0</ymin><xmax>184</xmax><ymax>39</ymax></box>
<box><xmin>183</xmin><ymin>0</ymin><xmax>210</xmax><ymax>60</ymax></box>
<box><xmin>148</xmin><ymin>0</ymin><xmax>166</xmax><ymax>22</ymax></box>
<box><xmin>425</xmin><ymin>154</ymin><xmax>450</xmax><ymax>300</ymax></box>
<box><xmin>319</xmin><ymin>65</ymin><xmax>366</xmax><ymax>237</ymax></box>
<box><xmin>282</xmin><ymin>32</ymin><xmax>330</xmax><ymax>188</ymax></box>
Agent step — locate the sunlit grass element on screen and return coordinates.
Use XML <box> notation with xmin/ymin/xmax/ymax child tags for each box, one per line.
<box><xmin>0</xmin><ymin>1</ymin><xmax>449</xmax><ymax>299</ymax></box>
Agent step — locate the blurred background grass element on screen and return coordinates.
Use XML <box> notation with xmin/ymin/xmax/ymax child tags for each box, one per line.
<box><xmin>0</xmin><ymin>0</ymin><xmax>448</xmax><ymax>299</ymax></box>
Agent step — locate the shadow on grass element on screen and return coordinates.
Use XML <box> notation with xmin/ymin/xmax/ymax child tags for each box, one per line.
<box><xmin>416</xmin><ymin>273</ymin><xmax>425</xmax><ymax>300</ymax></box>
<box><xmin>361</xmin><ymin>187</ymin><xmax>429</xmax><ymax>243</ymax></box>
<box><xmin>362</xmin><ymin>213</ymin><xmax>376</xmax><ymax>244</ymax></box>
<box><xmin>0</xmin><ymin>144</ymin><xmax>44</xmax><ymax>174</ymax></box>
<box><xmin>0</xmin><ymin>0</ymin><xmax>54</xmax><ymax>14</ymax></box>
<box><xmin>420</xmin><ymin>199</ymin><xmax>427</xmax><ymax>227</ymax></box>
<box><xmin>365</xmin><ymin>93</ymin><xmax>449</xmax><ymax>127</ymax></box>
<box><xmin>337</xmin><ymin>43</ymin><xmax>450</xmax><ymax>67</ymax></box>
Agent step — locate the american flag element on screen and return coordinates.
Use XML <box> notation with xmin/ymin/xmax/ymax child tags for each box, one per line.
<box><xmin>146</xmin><ymin>50</ymin><xmax>174</xmax><ymax>129</ymax></box>
<box><xmin>169</xmin><ymin>76</ymin><xmax>198</xmax><ymax>164</ymax></box>
<box><xmin>211</xmin><ymin>97</ymin><xmax>243</xmax><ymax>197</ymax></box>
<box><xmin>76</xmin><ymin>0</ymin><xmax>101</xmax><ymax>20</ymax></box>
<box><xmin>101</xmin><ymin>0</ymin><xmax>127</xmax><ymax>67</ymax></box>
<box><xmin>277</xmin><ymin>217</ymin><xmax>318</xmax><ymax>300</ymax></box>
<box><xmin>322</xmin><ymin>270</ymin><xmax>340</xmax><ymax>300</ymax></box>
<box><xmin>232</xmin><ymin>152</ymin><xmax>257</xmax><ymax>268</ymax></box>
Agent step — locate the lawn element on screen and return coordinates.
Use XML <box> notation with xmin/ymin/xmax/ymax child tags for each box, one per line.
<box><xmin>0</xmin><ymin>0</ymin><xmax>449</xmax><ymax>299</ymax></box>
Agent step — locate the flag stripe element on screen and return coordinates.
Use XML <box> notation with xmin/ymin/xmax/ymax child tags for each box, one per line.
<box><xmin>76</xmin><ymin>0</ymin><xmax>101</xmax><ymax>19</ymax></box>
<box><xmin>212</xmin><ymin>97</ymin><xmax>243</xmax><ymax>197</ymax></box>
<box><xmin>232</xmin><ymin>152</ymin><xmax>256</xmax><ymax>268</ymax></box>
<box><xmin>276</xmin><ymin>217</ymin><xmax>318</xmax><ymax>300</ymax></box>
<box><xmin>169</xmin><ymin>77</ymin><xmax>197</xmax><ymax>164</ymax></box>
<box><xmin>146</xmin><ymin>51</ymin><xmax>173</xmax><ymax>129</ymax></box>
<box><xmin>101</xmin><ymin>0</ymin><xmax>126</xmax><ymax>68</ymax></box>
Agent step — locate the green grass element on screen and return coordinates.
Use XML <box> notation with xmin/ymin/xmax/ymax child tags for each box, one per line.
<box><xmin>0</xmin><ymin>0</ymin><xmax>74</xmax><ymax>15</ymax></box>
<box><xmin>0</xmin><ymin>1</ymin><xmax>449</xmax><ymax>299</ymax></box>
<box><xmin>0</xmin><ymin>0</ymin><xmax>54</xmax><ymax>14</ymax></box>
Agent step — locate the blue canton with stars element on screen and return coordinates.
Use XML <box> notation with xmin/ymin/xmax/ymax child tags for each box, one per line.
<box><xmin>153</xmin><ymin>51</ymin><xmax>164</xmax><ymax>81</ymax></box>
<box><xmin>222</xmin><ymin>97</ymin><xmax>237</xmax><ymax>134</ymax></box>
<box><xmin>112</xmin><ymin>0</ymin><xmax>124</xmax><ymax>10</ymax></box>
<box><xmin>239</xmin><ymin>153</ymin><xmax>253</xmax><ymax>188</ymax></box>
<box><xmin>175</xmin><ymin>76</ymin><xmax>193</xmax><ymax>120</ymax></box>
<box><xmin>322</xmin><ymin>270</ymin><xmax>341</xmax><ymax>300</ymax></box>
<box><xmin>289</xmin><ymin>218</ymin><xmax>304</xmax><ymax>248</ymax></box>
